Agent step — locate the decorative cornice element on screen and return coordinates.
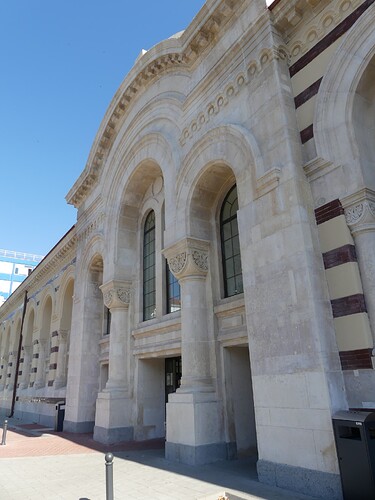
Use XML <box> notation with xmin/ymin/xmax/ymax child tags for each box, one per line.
<box><xmin>0</xmin><ymin>227</ymin><xmax>77</xmax><ymax>320</ymax></box>
<box><xmin>66</xmin><ymin>1</ymin><xmax>242</xmax><ymax>209</ymax></box>
<box><xmin>163</xmin><ymin>237</ymin><xmax>209</xmax><ymax>280</ymax></box>
<box><xmin>100</xmin><ymin>280</ymin><xmax>133</xmax><ymax>309</ymax></box>
<box><xmin>270</xmin><ymin>0</ymin><xmax>361</xmax><ymax>45</ymax></box>
<box><xmin>303</xmin><ymin>157</ymin><xmax>340</xmax><ymax>182</ymax></box>
<box><xmin>179</xmin><ymin>39</ymin><xmax>289</xmax><ymax>146</ymax></box>
<box><xmin>255</xmin><ymin>167</ymin><xmax>281</xmax><ymax>198</ymax></box>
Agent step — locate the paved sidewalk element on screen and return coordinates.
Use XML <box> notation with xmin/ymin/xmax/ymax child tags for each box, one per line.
<box><xmin>0</xmin><ymin>416</ymin><xmax>317</xmax><ymax>500</ymax></box>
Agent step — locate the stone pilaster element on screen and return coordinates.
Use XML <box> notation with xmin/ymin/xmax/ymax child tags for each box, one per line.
<box><xmin>93</xmin><ymin>280</ymin><xmax>134</xmax><ymax>444</ymax></box>
<box><xmin>163</xmin><ymin>238</ymin><xmax>227</xmax><ymax>465</ymax></box>
<box><xmin>5</xmin><ymin>351</ymin><xmax>14</xmax><ymax>390</ymax></box>
<box><xmin>34</xmin><ymin>339</ymin><xmax>49</xmax><ymax>389</ymax></box>
<box><xmin>343</xmin><ymin>189</ymin><xmax>375</xmax><ymax>342</ymax></box>
<box><xmin>54</xmin><ymin>330</ymin><xmax>69</xmax><ymax>389</ymax></box>
<box><xmin>19</xmin><ymin>345</ymin><xmax>32</xmax><ymax>389</ymax></box>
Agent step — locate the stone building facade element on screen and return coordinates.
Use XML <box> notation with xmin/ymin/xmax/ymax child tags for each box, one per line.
<box><xmin>1</xmin><ymin>1</ymin><xmax>375</xmax><ymax>498</ymax></box>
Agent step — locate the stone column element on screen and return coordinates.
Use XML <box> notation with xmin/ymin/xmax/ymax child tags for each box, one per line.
<box><xmin>163</xmin><ymin>238</ymin><xmax>226</xmax><ymax>465</ymax></box>
<box><xmin>344</xmin><ymin>191</ymin><xmax>375</xmax><ymax>342</ymax></box>
<box><xmin>93</xmin><ymin>280</ymin><xmax>134</xmax><ymax>444</ymax></box>
<box><xmin>54</xmin><ymin>330</ymin><xmax>69</xmax><ymax>389</ymax></box>
<box><xmin>19</xmin><ymin>345</ymin><xmax>32</xmax><ymax>389</ymax></box>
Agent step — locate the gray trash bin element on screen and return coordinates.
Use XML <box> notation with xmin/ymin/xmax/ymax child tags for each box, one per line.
<box><xmin>332</xmin><ymin>410</ymin><xmax>375</xmax><ymax>499</ymax></box>
<box><xmin>55</xmin><ymin>401</ymin><xmax>65</xmax><ymax>432</ymax></box>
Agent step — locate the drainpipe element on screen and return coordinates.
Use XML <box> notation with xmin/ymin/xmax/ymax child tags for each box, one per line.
<box><xmin>9</xmin><ymin>290</ymin><xmax>28</xmax><ymax>418</ymax></box>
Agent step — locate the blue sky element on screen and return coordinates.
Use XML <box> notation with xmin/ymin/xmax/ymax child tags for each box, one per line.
<box><xmin>0</xmin><ymin>1</ymin><xmax>206</xmax><ymax>256</ymax></box>
<box><xmin>1</xmin><ymin>1</ymin><xmax>272</xmax><ymax>257</ymax></box>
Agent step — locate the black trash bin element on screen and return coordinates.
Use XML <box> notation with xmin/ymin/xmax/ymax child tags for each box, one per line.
<box><xmin>55</xmin><ymin>401</ymin><xmax>65</xmax><ymax>432</ymax></box>
<box><xmin>332</xmin><ymin>410</ymin><xmax>375</xmax><ymax>499</ymax></box>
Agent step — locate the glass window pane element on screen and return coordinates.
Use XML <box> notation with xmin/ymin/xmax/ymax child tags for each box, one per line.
<box><xmin>226</xmin><ymin>277</ymin><xmax>236</xmax><ymax>297</ymax></box>
<box><xmin>224</xmin><ymin>239</ymin><xmax>233</xmax><ymax>258</ymax></box>
<box><xmin>143</xmin><ymin>211</ymin><xmax>156</xmax><ymax>320</ymax></box>
<box><xmin>220</xmin><ymin>185</ymin><xmax>244</xmax><ymax>298</ymax></box>
<box><xmin>222</xmin><ymin>222</ymin><xmax>232</xmax><ymax>241</ymax></box>
<box><xmin>225</xmin><ymin>258</ymin><xmax>234</xmax><ymax>278</ymax></box>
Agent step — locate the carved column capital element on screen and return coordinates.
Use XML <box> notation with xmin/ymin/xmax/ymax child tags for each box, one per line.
<box><xmin>100</xmin><ymin>280</ymin><xmax>133</xmax><ymax>310</ymax></box>
<box><xmin>58</xmin><ymin>329</ymin><xmax>69</xmax><ymax>344</ymax></box>
<box><xmin>342</xmin><ymin>188</ymin><xmax>375</xmax><ymax>235</ymax></box>
<box><xmin>163</xmin><ymin>237</ymin><xmax>210</xmax><ymax>280</ymax></box>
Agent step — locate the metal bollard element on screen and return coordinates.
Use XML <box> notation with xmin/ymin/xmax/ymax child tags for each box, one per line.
<box><xmin>105</xmin><ymin>452</ymin><xmax>114</xmax><ymax>500</ymax></box>
<box><xmin>1</xmin><ymin>420</ymin><xmax>8</xmax><ymax>446</ymax></box>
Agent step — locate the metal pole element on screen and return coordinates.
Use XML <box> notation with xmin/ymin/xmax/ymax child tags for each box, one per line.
<box><xmin>105</xmin><ymin>452</ymin><xmax>114</xmax><ymax>500</ymax></box>
<box><xmin>1</xmin><ymin>420</ymin><xmax>8</xmax><ymax>446</ymax></box>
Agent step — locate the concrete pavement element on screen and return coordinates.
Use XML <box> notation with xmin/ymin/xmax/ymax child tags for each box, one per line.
<box><xmin>0</xmin><ymin>415</ymin><xmax>318</xmax><ymax>500</ymax></box>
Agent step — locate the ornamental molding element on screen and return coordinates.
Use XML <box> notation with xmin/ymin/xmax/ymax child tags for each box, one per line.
<box><xmin>77</xmin><ymin>212</ymin><xmax>106</xmax><ymax>244</ymax></box>
<box><xmin>58</xmin><ymin>330</ymin><xmax>69</xmax><ymax>343</ymax></box>
<box><xmin>255</xmin><ymin>167</ymin><xmax>282</xmax><ymax>199</ymax></box>
<box><xmin>180</xmin><ymin>44</ymin><xmax>289</xmax><ymax>146</ymax></box>
<box><xmin>163</xmin><ymin>237</ymin><xmax>210</xmax><ymax>280</ymax></box>
<box><xmin>271</xmin><ymin>0</ymin><xmax>361</xmax><ymax>55</ymax></box>
<box><xmin>100</xmin><ymin>280</ymin><xmax>133</xmax><ymax>309</ymax></box>
<box><xmin>191</xmin><ymin>250</ymin><xmax>209</xmax><ymax>272</ymax></box>
<box><xmin>66</xmin><ymin>1</ymin><xmax>286</xmax><ymax>208</ymax></box>
<box><xmin>168</xmin><ymin>252</ymin><xmax>187</xmax><ymax>276</ymax></box>
<box><xmin>342</xmin><ymin>188</ymin><xmax>375</xmax><ymax>233</ymax></box>
<box><xmin>303</xmin><ymin>157</ymin><xmax>341</xmax><ymax>182</ymax></box>
<box><xmin>0</xmin><ymin>230</ymin><xmax>77</xmax><ymax>321</ymax></box>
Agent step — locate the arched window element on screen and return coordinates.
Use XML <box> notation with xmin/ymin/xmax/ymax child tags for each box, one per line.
<box><xmin>143</xmin><ymin>210</ymin><xmax>156</xmax><ymax>320</ymax></box>
<box><xmin>220</xmin><ymin>185</ymin><xmax>243</xmax><ymax>297</ymax></box>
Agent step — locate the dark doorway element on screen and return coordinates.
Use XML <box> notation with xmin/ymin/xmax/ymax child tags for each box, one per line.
<box><xmin>165</xmin><ymin>357</ymin><xmax>181</xmax><ymax>403</ymax></box>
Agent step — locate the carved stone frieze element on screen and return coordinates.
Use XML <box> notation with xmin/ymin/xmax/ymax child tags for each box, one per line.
<box><xmin>272</xmin><ymin>0</ymin><xmax>361</xmax><ymax>55</ymax></box>
<box><xmin>342</xmin><ymin>189</ymin><xmax>375</xmax><ymax>235</ymax></box>
<box><xmin>163</xmin><ymin>238</ymin><xmax>210</xmax><ymax>280</ymax></box>
<box><xmin>168</xmin><ymin>252</ymin><xmax>187</xmax><ymax>275</ymax></box>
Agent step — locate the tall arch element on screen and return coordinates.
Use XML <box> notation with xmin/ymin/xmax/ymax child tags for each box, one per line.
<box><xmin>314</xmin><ymin>4</ymin><xmax>375</xmax><ymax>192</ymax></box>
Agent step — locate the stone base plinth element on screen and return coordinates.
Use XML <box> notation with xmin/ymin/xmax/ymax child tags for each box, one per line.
<box><xmin>93</xmin><ymin>424</ymin><xmax>134</xmax><ymax>444</ymax></box>
<box><xmin>257</xmin><ymin>460</ymin><xmax>343</xmax><ymax>500</ymax></box>
<box><xmin>93</xmin><ymin>389</ymin><xmax>133</xmax><ymax>444</ymax></box>
<box><xmin>165</xmin><ymin>391</ymin><xmax>226</xmax><ymax>464</ymax></box>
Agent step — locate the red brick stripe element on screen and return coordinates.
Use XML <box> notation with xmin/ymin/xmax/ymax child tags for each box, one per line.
<box><xmin>290</xmin><ymin>0</ymin><xmax>375</xmax><ymax>77</ymax></box>
<box><xmin>294</xmin><ymin>77</ymin><xmax>323</xmax><ymax>108</ymax></box>
<box><xmin>331</xmin><ymin>293</ymin><xmax>367</xmax><ymax>318</ymax></box>
<box><xmin>339</xmin><ymin>348</ymin><xmax>373</xmax><ymax>370</ymax></box>
<box><xmin>315</xmin><ymin>199</ymin><xmax>344</xmax><ymax>225</ymax></box>
<box><xmin>300</xmin><ymin>124</ymin><xmax>314</xmax><ymax>144</ymax></box>
<box><xmin>323</xmin><ymin>244</ymin><xmax>357</xmax><ymax>269</ymax></box>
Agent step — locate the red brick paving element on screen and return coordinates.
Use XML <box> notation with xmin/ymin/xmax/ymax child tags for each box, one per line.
<box><xmin>0</xmin><ymin>425</ymin><xmax>164</xmax><ymax>458</ymax></box>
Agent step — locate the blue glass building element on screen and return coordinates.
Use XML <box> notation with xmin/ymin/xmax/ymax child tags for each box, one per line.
<box><xmin>0</xmin><ymin>249</ymin><xmax>44</xmax><ymax>306</ymax></box>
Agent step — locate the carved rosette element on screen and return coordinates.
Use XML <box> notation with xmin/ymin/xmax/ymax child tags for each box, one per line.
<box><xmin>344</xmin><ymin>198</ymin><xmax>375</xmax><ymax>235</ymax></box>
<box><xmin>100</xmin><ymin>281</ymin><xmax>133</xmax><ymax>309</ymax></box>
<box><xmin>169</xmin><ymin>252</ymin><xmax>187</xmax><ymax>275</ymax></box>
<box><xmin>163</xmin><ymin>237</ymin><xmax>209</xmax><ymax>280</ymax></box>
